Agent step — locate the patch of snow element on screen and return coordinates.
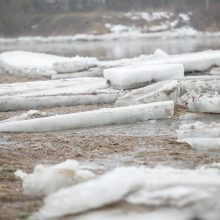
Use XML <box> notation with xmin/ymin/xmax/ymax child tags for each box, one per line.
<box><xmin>179</xmin><ymin>13</ymin><xmax>191</xmax><ymax>23</ymax></box>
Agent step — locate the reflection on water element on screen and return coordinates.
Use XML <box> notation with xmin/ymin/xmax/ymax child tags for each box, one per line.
<box><xmin>0</xmin><ymin>37</ymin><xmax>220</xmax><ymax>60</ymax></box>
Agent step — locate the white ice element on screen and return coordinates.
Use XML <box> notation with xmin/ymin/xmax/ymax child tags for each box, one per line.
<box><xmin>0</xmin><ymin>101</ymin><xmax>174</xmax><ymax>132</ymax></box>
<box><xmin>15</xmin><ymin>160</ymin><xmax>95</xmax><ymax>196</ymax></box>
<box><xmin>188</xmin><ymin>93</ymin><xmax>220</xmax><ymax>113</ymax></box>
<box><xmin>38</xmin><ymin>165</ymin><xmax>220</xmax><ymax>218</ymax></box>
<box><xmin>116</xmin><ymin>80</ymin><xmax>180</xmax><ymax>106</ymax></box>
<box><xmin>0</xmin><ymin>51</ymin><xmax>98</xmax><ymax>76</ymax></box>
<box><xmin>103</xmin><ymin>64</ymin><xmax>184</xmax><ymax>89</ymax></box>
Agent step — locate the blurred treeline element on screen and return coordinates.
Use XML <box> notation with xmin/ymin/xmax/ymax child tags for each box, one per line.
<box><xmin>0</xmin><ymin>0</ymin><xmax>219</xmax><ymax>36</ymax></box>
<box><xmin>0</xmin><ymin>0</ymin><xmax>218</xmax><ymax>13</ymax></box>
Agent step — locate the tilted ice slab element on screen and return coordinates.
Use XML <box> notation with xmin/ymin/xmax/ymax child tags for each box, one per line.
<box><xmin>15</xmin><ymin>160</ymin><xmax>95</xmax><ymax>196</ymax></box>
<box><xmin>0</xmin><ymin>78</ymin><xmax>118</xmax><ymax>111</ymax></box>
<box><xmin>0</xmin><ymin>101</ymin><xmax>174</xmax><ymax>132</ymax></box>
<box><xmin>0</xmin><ymin>51</ymin><xmax>98</xmax><ymax>76</ymax></box>
<box><xmin>51</xmin><ymin>67</ymin><xmax>103</xmax><ymax>79</ymax></box>
<box><xmin>116</xmin><ymin>80</ymin><xmax>180</xmax><ymax>106</ymax></box>
<box><xmin>38</xmin><ymin>165</ymin><xmax>220</xmax><ymax>218</ymax></box>
<box><xmin>104</xmin><ymin>64</ymin><xmax>184</xmax><ymax>89</ymax></box>
<box><xmin>188</xmin><ymin>93</ymin><xmax>220</xmax><ymax>113</ymax></box>
<box><xmin>178</xmin><ymin>138</ymin><xmax>220</xmax><ymax>151</ymax></box>
<box><xmin>177</xmin><ymin>121</ymin><xmax>220</xmax><ymax>139</ymax></box>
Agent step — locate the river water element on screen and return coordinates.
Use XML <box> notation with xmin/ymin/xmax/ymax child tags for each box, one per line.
<box><xmin>0</xmin><ymin>37</ymin><xmax>220</xmax><ymax>60</ymax></box>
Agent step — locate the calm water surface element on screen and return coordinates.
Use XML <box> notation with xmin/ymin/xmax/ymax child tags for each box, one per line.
<box><xmin>0</xmin><ymin>37</ymin><xmax>220</xmax><ymax>60</ymax></box>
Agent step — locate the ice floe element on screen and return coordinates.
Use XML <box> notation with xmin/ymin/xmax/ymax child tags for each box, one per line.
<box><xmin>36</xmin><ymin>165</ymin><xmax>220</xmax><ymax>218</ymax></box>
<box><xmin>15</xmin><ymin>160</ymin><xmax>95</xmax><ymax>196</ymax></box>
<box><xmin>103</xmin><ymin>64</ymin><xmax>184</xmax><ymax>89</ymax></box>
<box><xmin>0</xmin><ymin>101</ymin><xmax>174</xmax><ymax>132</ymax></box>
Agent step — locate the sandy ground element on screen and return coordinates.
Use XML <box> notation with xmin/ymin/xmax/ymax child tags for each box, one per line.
<box><xmin>1</xmin><ymin>76</ymin><xmax>220</xmax><ymax>220</ymax></box>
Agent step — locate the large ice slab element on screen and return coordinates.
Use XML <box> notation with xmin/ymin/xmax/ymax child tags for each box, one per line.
<box><xmin>0</xmin><ymin>78</ymin><xmax>118</xmax><ymax>111</ymax></box>
<box><xmin>116</xmin><ymin>80</ymin><xmax>180</xmax><ymax>106</ymax></box>
<box><xmin>104</xmin><ymin>64</ymin><xmax>184</xmax><ymax>89</ymax></box>
<box><xmin>0</xmin><ymin>51</ymin><xmax>98</xmax><ymax>76</ymax></box>
<box><xmin>0</xmin><ymin>101</ymin><xmax>174</xmax><ymax>132</ymax></box>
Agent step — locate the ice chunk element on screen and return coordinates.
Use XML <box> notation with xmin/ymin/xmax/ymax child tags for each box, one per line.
<box><xmin>0</xmin><ymin>51</ymin><xmax>66</xmax><ymax>76</ymax></box>
<box><xmin>53</xmin><ymin>57</ymin><xmax>98</xmax><ymax>73</ymax></box>
<box><xmin>104</xmin><ymin>64</ymin><xmax>184</xmax><ymax>89</ymax></box>
<box><xmin>0</xmin><ymin>101</ymin><xmax>174</xmax><ymax>132</ymax></box>
<box><xmin>0</xmin><ymin>51</ymin><xmax>98</xmax><ymax>76</ymax></box>
<box><xmin>116</xmin><ymin>80</ymin><xmax>180</xmax><ymax>106</ymax></box>
<box><xmin>15</xmin><ymin>160</ymin><xmax>95</xmax><ymax>196</ymax></box>
<box><xmin>188</xmin><ymin>93</ymin><xmax>220</xmax><ymax>113</ymax></box>
<box><xmin>38</xmin><ymin>165</ymin><xmax>220</xmax><ymax>218</ymax></box>
<box><xmin>178</xmin><ymin>138</ymin><xmax>220</xmax><ymax>151</ymax></box>
<box><xmin>38</xmin><ymin>167</ymin><xmax>146</xmax><ymax>218</ymax></box>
